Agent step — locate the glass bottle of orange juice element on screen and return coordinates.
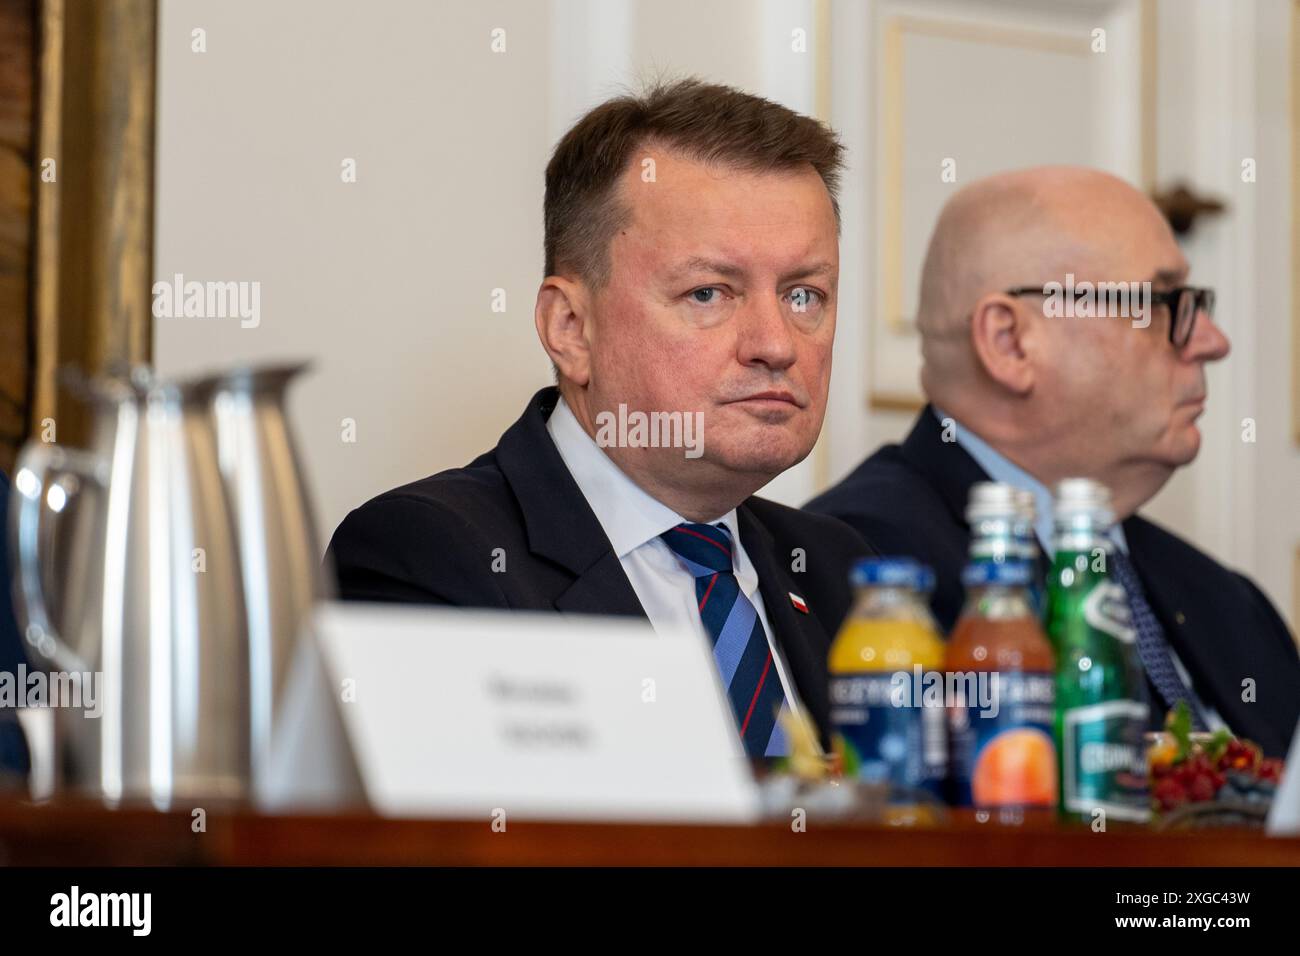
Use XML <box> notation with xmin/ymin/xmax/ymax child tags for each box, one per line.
<box><xmin>830</xmin><ymin>558</ymin><xmax>947</xmax><ymax>806</ymax></box>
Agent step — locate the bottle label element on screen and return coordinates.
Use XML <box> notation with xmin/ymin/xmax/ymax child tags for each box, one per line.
<box><xmin>830</xmin><ymin>673</ymin><xmax>946</xmax><ymax>799</ymax></box>
<box><xmin>1083</xmin><ymin>581</ymin><xmax>1136</xmax><ymax>643</ymax></box>
<box><xmin>949</xmin><ymin>671</ymin><xmax>1057</xmax><ymax>808</ymax></box>
<box><xmin>1060</xmin><ymin>699</ymin><xmax>1151</xmax><ymax>821</ymax></box>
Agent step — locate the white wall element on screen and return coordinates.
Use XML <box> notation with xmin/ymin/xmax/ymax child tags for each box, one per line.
<box><xmin>1248</xmin><ymin>0</ymin><xmax>1300</xmax><ymax>628</ymax></box>
<box><xmin>154</xmin><ymin>0</ymin><xmax>555</xmax><ymax>547</ymax></box>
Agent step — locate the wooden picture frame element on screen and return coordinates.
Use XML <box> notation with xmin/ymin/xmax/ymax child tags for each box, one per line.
<box><xmin>1</xmin><ymin>0</ymin><xmax>157</xmax><ymax>469</ymax></box>
<box><xmin>0</xmin><ymin>0</ymin><xmax>38</xmax><ymax>475</ymax></box>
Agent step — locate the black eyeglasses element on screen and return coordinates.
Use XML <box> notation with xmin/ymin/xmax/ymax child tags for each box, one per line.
<box><xmin>1004</xmin><ymin>285</ymin><xmax>1215</xmax><ymax>349</ymax></box>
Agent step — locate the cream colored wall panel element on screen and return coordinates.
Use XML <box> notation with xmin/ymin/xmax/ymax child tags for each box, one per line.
<box><xmin>870</xmin><ymin>0</ymin><xmax>1150</xmax><ymax>407</ymax></box>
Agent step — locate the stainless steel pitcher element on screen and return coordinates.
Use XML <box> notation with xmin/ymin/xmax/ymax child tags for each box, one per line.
<box><xmin>11</xmin><ymin>369</ymin><xmax>249</xmax><ymax>807</ymax></box>
<box><xmin>8</xmin><ymin>363</ymin><xmax>326</xmax><ymax>807</ymax></box>
<box><xmin>203</xmin><ymin>362</ymin><xmax>331</xmax><ymax>785</ymax></box>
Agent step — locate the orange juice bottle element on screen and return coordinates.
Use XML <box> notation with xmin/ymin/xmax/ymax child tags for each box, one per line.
<box><xmin>830</xmin><ymin>558</ymin><xmax>947</xmax><ymax>805</ymax></box>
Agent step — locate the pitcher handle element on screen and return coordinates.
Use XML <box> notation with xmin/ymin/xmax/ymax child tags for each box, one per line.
<box><xmin>9</xmin><ymin>443</ymin><xmax>108</xmax><ymax>673</ymax></box>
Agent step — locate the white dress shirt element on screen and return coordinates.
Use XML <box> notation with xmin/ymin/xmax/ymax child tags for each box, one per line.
<box><xmin>545</xmin><ymin>397</ymin><xmax>806</xmax><ymax>728</ymax></box>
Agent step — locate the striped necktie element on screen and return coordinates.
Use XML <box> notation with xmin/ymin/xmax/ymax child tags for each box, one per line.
<box><xmin>1108</xmin><ymin>548</ymin><xmax>1208</xmax><ymax>731</ymax></box>
<box><xmin>660</xmin><ymin>522</ymin><xmax>790</xmax><ymax>757</ymax></box>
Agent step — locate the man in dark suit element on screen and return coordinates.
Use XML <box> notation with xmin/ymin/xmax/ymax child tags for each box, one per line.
<box><xmin>329</xmin><ymin>80</ymin><xmax>873</xmax><ymax>756</ymax></box>
<box><xmin>807</xmin><ymin>166</ymin><xmax>1299</xmax><ymax>757</ymax></box>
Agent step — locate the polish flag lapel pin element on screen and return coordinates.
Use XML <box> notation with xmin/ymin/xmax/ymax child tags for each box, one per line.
<box><xmin>788</xmin><ymin>592</ymin><xmax>809</xmax><ymax>614</ymax></box>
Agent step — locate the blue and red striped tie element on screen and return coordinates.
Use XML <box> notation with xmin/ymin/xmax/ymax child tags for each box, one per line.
<box><xmin>660</xmin><ymin>522</ymin><xmax>789</xmax><ymax>757</ymax></box>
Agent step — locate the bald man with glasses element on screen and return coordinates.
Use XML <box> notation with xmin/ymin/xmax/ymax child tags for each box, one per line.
<box><xmin>807</xmin><ymin>165</ymin><xmax>1299</xmax><ymax>757</ymax></box>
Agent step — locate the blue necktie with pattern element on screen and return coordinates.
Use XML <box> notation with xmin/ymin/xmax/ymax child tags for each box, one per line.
<box><xmin>1108</xmin><ymin>548</ymin><xmax>1208</xmax><ymax>730</ymax></box>
<box><xmin>659</xmin><ymin>522</ymin><xmax>790</xmax><ymax>757</ymax></box>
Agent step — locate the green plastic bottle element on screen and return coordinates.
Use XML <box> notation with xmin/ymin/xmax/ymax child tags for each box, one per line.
<box><xmin>1045</xmin><ymin>478</ymin><xmax>1150</xmax><ymax>824</ymax></box>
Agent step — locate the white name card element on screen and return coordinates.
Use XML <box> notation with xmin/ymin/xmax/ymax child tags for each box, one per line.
<box><xmin>260</xmin><ymin>602</ymin><xmax>762</xmax><ymax>823</ymax></box>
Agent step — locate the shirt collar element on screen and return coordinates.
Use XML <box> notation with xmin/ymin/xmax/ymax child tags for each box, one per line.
<box><xmin>546</xmin><ymin>397</ymin><xmax>742</xmax><ymax>559</ymax></box>
<box><xmin>933</xmin><ymin>406</ymin><xmax>1128</xmax><ymax>556</ymax></box>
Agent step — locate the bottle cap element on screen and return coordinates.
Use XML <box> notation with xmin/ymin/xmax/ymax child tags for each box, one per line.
<box><xmin>965</xmin><ymin>481</ymin><xmax>1019</xmax><ymax>523</ymax></box>
<box><xmin>1053</xmin><ymin>477</ymin><xmax>1115</xmax><ymax>526</ymax></box>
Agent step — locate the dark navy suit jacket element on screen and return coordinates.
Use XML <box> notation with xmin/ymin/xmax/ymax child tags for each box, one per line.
<box><xmin>326</xmin><ymin>387</ymin><xmax>876</xmax><ymax>748</ymax></box>
<box><xmin>805</xmin><ymin>407</ymin><xmax>1300</xmax><ymax>758</ymax></box>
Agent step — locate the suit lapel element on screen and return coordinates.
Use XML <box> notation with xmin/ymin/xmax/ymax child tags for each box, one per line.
<box><xmin>1123</xmin><ymin>518</ymin><xmax>1246</xmax><ymax>729</ymax></box>
<box><xmin>553</xmin><ymin>549</ymin><xmax>645</xmax><ymax>616</ymax></box>
<box><xmin>738</xmin><ymin>504</ymin><xmax>833</xmax><ymax>747</ymax></box>
<box><xmin>496</xmin><ymin>388</ymin><xmax>646</xmax><ymax>618</ymax></box>
<box><xmin>899</xmin><ymin>406</ymin><xmax>987</xmax><ymax>528</ymax></box>
<box><xmin>898</xmin><ymin>406</ymin><xmax>1040</xmax><ymax>572</ymax></box>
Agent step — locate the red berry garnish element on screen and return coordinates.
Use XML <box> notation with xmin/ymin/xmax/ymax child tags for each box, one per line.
<box><xmin>1217</xmin><ymin>740</ymin><xmax>1254</xmax><ymax>772</ymax></box>
<box><xmin>1188</xmin><ymin>774</ymin><xmax>1217</xmax><ymax>802</ymax></box>
<box><xmin>1154</xmin><ymin>777</ymin><xmax>1188</xmax><ymax>811</ymax></box>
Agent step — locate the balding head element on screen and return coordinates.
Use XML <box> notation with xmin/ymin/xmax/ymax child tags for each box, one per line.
<box><xmin>918</xmin><ymin>166</ymin><xmax>1171</xmax><ymax>398</ymax></box>
<box><xmin>911</xmin><ymin>165</ymin><xmax>1231</xmax><ymax>518</ymax></box>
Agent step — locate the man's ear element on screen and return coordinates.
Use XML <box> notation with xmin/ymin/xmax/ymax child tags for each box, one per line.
<box><xmin>969</xmin><ymin>293</ymin><xmax>1036</xmax><ymax>396</ymax></box>
<box><xmin>535</xmin><ymin>276</ymin><xmax>593</xmax><ymax>387</ymax></box>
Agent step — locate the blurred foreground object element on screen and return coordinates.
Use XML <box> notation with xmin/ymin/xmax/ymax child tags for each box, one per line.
<box><xmin>0</xmin><ymin>472</ymin><xmax>31</xmax><ymax>779</ymax></box>
<box><xmin>7</xmin><ymin>363</ymin><xmax>325</xmax><ymax>808</ymax></box>
<box><xmin>261</xmin><ymin>603</ymin><xmax>760</xmax><ymax>822</ymax></box>
<box><xmin>1046</xmin><ymin>479</ymin><xmax>1151</xmax><ymax>824</ymax></box>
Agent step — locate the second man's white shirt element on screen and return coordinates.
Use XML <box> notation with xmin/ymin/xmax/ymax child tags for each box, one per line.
<box><xmin>545</xmin><ymin>396</ymin><xmax>805</xmax><ymax>721</ymax></box>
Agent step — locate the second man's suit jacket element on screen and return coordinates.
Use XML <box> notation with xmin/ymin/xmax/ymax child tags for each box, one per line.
<box><xmin>805</xmin><ymin>407</ymin><xmax>1300</xmax><ymax>758</ymax></box>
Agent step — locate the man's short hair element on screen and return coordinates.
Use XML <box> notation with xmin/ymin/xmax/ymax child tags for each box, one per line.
<box><xmin>543</xmin><ymin>77</ymin><xmax>845</xmax><ymax>287</ymax></box>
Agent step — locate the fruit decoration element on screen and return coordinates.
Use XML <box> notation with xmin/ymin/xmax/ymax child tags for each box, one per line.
<box><xmin>1147</xmin><ymin>701</ymin><xmax>1282</xmax><ymax>829</ymax></box>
